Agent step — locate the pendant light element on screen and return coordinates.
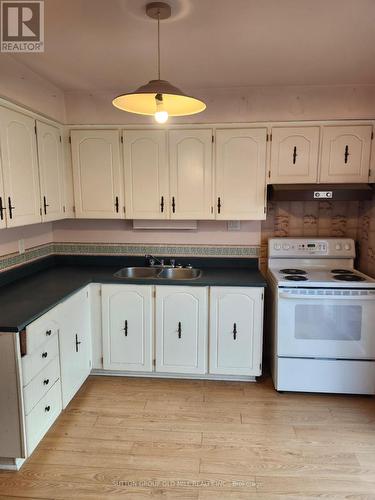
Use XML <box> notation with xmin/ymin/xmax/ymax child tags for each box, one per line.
<box><xmin>112</xmin><ymin>2</ymin><xmax>206</xmax><ymax>123</ymax></box>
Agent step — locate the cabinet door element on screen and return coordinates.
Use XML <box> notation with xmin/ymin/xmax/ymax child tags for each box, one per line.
<box><xmin>0</xmin><ymin>156</ymin><xmax>6</xmax><ymax>228</ymax></box>
<box><xmin>36</xmin><ymin>121</ymin><xmax>65</xmax><ymax>222</ymax></box>
<box><xmin>155</xmin><ymin>286</ymin><xmax>208</xmax><ymax>374</ymax></box>
<box><xmin>269</xmin><ymin>127</ymin><xmax>320</xmax><ymax>184</ymax></box>
<box><xmin>102</xmin><ymin>285</ymin><xmax>153</xmax><ymax>372</ymax></box>
<box><xmin>209</xmin><ymin>287</ymin><xmax>264</xmax><ymax>376</ymax></box>
<box><xmin>57</xmin><ymin>287</ymin><xmax>91</xmax><ymax>408</ymax></box>
<box><xmin>123</xmin><ymin>130</ymin><xmax>169</xmax><ymax>219</ymax></box>
<box><xmin>0</xmin><ymin>107</ymin><xmax>41</xmax><ymax>227</ymax></box>
<box><xmin>71</xmin><ymin>130</ymin><xmax>123</xmax><ymax>219</ymax></box>
<box><xmin>169</xmin><ymin>129</ymin><xmax>213</xmax><ymax>219</ymax></box>
<box><xmin>215</xmin><ymin>128</ymin><xmax>267</xmax><ymax>220</ymax></box>
<box><xmin>319</xmin><ymin>125</ymin><xmax>372</xmax><ymax>183</ymax></box>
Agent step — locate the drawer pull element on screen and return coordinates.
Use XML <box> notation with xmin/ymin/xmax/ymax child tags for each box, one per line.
<box><xmin>75</xmin><ymin>333</ymin><xmax>82</xmax><ymax>353</ymax></box>
<box><xmin>43</xmin><ymin>379</ymin><xmax>50</xmax><ymax>385</ymax></box>
<box><xmin>46</xmin><ymin>329</ymin><xmax>52</xmax><ymax>336</ymax></box>
<box><xmin>123</xmin><ymin>320</ymin><xmax>128</xmax><ymax>337</ymax></box>
<box><xmin>178</xmin><ymin>321</ymin><xmax>182</xmax><ymax>339</ymax></box>
<box><xmin>45</xmin><ymin>405</ymin><xmax>51</xmax><ymax>412</ymax></box>
<box><xmin>42</xmin><ymin>352</ymin><xmax>48</xmax><ymax>358</ymax></box>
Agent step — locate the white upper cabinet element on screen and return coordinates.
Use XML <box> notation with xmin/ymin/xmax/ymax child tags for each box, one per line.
<box><xmin>71</xmin><ymin>130</ymin><xmax>123</xmax><ymax>219</ymax></box>
<box><xmin>0</xmin><ymin>107</ymin><xmax>41</xmax><ymax>227</ymax></box>
<box><xmin>319</xmin><ymin>125</ymin><xmax>372</xmax><ymax>183</ymax></box>
<box><xmin>123</xmin><ymin>130</ymin><xmax>169</xmax><ymax>219</ymax></box>
<box><xmin>169</xmin><ymin>129</ymin><xmax>213</xmax><ymax>219</ymax></box>
<box><xmin>155</xmin><ymin>286</ymin><xmax>208</xmax><ymax>374</ymax></box>
<box><xmin>269</xmin><ymin>126</ymin><xmax>320</xmax><ymax>184</ymax></box>
<box><xmin>36</xmin><ymin>121</ymin><xmax>65</xmax><ymax>222</ymax></box>
<box><xmin>209</xmin><ymin>287</ymin><xmax>264</xmax><ymax>376</ymax></box>
<box><xmin>215</xmin><ymin>128</ymin><xmax>267</xmax><ymax>220</ymax></box>
<box><xmin>102</xmin><ymin>285</ymin><xmax>153</xmax><ymax>372</ymax></box>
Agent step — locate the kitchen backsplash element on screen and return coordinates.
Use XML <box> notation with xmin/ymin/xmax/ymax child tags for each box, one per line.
<box><xmin>260</xmin><ymin>198</ymin><xmax>375</xmax><ymax>277</ymax></box>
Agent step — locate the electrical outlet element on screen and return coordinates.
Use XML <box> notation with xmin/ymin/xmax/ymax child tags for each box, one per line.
<box><xmin>227</xmin><ymin>221</ymin><xmax>241</xmax><ymax>231</ymax></box>
<box><xmin>18</xmin><ymin>239</ymin><xmax>25</xmax><ymax>254</ymax></box>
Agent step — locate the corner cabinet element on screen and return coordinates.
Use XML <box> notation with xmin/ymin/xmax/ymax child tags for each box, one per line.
<box><xmin>71</xmin><ymin>130</ymin><xmax>123</xmax><ymax>219</ymax></box>
<box><xmin>169</xmin><ymin>129</ymin><xmax>213</xmax><ymax>219</ymax></box>
<box><xmin>101</xmin><ymin>285</ymin><xmax>153</xmax><ymax>372</ymax></box>
<box><xmin>36</xmin><ymin>121</ymin><xmax>65</xmax><ymax>222</ymax></box>
<box><xmin>57</xmin><ymin>287</ymin><xmax>91</xmax><ymax>408</ymax></box>
<box><xmin>269</xmin><ymin>126</ymin><xmax>320</xmax><ymax>184</ymax></box>
<box><xmin>319</xmin><ymin>125</ymin><xmax>372</xmax><ymax>183</ymax></box>
<box><xmin>209</xmin><ymin>287</ymin><xmax>264</xmax><ymax>376</ymax></box>
<box><xmin>0</xmin><ymin>107</ymin><xmax>41</xmax><ymax>227</ymax></box>
<box><xmin>215</xmin><ymin>128</ymin><xmax>267</xmax><ymax>220</ymax></box>
<box><xmin>123</xmin><ymin>130</ymin><xmax>169</xmax><ymax>219</ymax></box>
<box><xmin>155</xmin><ymin>286</ymin><xmax>208</xmax><ymax>374</ymax></box>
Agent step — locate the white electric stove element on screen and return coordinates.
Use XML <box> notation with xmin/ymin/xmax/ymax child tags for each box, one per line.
<box><xmin>268</xmin><ymin>238</ymin><xmax>375</xmax><ymax>395</ymax></box>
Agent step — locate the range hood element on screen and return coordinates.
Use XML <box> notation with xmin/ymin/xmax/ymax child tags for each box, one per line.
<box><xmin>268</xmin><ymin>184</ymin><xmax>373</xmax><ymax>202</ymax></box>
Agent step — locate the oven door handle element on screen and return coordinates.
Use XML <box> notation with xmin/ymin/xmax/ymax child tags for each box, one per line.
<box><xmin>279</xmin><ymin>292</ymin><xmax>375</xmax><ymax>300</ymax></box>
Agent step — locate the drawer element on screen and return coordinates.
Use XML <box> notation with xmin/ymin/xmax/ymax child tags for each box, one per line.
<box><xmin>26</xmin><ymin>313</ymin><xmax>59</xmax><ymax>354</ymax></box>
<box><xmin>22</xmin><ymin>335</ymin><xmax>59</xmax><ymax>386</ymax></box>
<box><xmin>25</xmin><ymin>380</ymin><xmax>62</xmax><ymax>455</ymax></box>
<box><xmin>23</xmin><ymin>356</ymin><xmax>60</xmax><ymax>415</ymax></box>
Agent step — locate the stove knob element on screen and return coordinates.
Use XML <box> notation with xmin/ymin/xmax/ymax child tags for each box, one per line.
<box><xmin>335</xmin><ymin>243</ymin><xmax>342</xmax><ymax>251</ymax></box>
<box><xmin>344</xmin><ymin>243</ymin><xmax>351</xmax><ymax>251</ymax></box>
<box><xmin>274</xmin><ymin>243</ymin><xmax>281</xmax><ymax>250</ymax></box>
<box><xmin>282</xmin><ymin>243</ymin><xmax>290</xmax><ymax>250</ymax></box>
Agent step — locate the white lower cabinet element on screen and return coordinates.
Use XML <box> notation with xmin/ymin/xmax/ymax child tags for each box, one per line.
<box><xmin>57</xmin><ymin>287</ymin><xmax>92</xmax><ymax>408</ymax></box>
<box><xmin>155</xmin><ymin>286</ymin><xmax>208</xmax><ymax>374</ymax></box>
<box><xmin>102</xmin><ymin>285</ymin><xmax>153</xmax><ymax>372</ymax></box>
<box><xmin>209</xmin><ymin>287</ymin><xmax>264</xmax><ymax>376</ymax></box>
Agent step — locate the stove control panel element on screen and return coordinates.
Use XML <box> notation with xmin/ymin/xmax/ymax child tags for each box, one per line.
<box><xmin>269</xmin><ymin>238</ymin><xmax>355</xmax><ymax>258</ymax></box>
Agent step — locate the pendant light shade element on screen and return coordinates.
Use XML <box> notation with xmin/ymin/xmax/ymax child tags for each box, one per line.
<box><xmin>112</xmin><ymin>2</ymin><xmax>206</xmax><ymax>122</ymax></box>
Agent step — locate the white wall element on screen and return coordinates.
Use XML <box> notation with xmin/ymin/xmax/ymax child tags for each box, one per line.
<box><xmin>0</xmin><ymin>223</ymin><xmax>53</xmax><ymax>257</ymax></box>
<box><xmin>64</xmin><ymin>84</ymin><xmax>375</xmax><ymax>124</ymax></box>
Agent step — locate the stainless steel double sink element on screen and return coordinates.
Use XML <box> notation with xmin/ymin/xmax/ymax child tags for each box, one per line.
<box><xmin>113</xmin><ymin>266</ymin><xmax>201</xmax><ymax>280</ymax></box>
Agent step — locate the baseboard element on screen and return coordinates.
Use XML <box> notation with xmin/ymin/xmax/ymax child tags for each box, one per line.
<box><xmin>0</xmin><ymin>457</ymin><xmax>25</xmax><ymax>470</ymax></box>
<box><xmin>91</xmin><ymin>369</ymin><xmax>257</xmax><ymax>382</ymax></box>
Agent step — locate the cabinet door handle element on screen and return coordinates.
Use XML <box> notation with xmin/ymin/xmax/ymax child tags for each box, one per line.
<box><xmin>233</xmin><ymin>323</ymin><xmax>237</xmax><ymax>340</ymax></box>
<box><xmin>172</xmin><ymin>196</ymin><xmax>176</xmax><ymax>213</ymax></box>
<box><xmin>344</xmin><ymin>145</ymin><xmax>350</xmax><ymax>164</ymax></box>
<box><xmin>123</xmin><ymin>320</ymin><xmax>128</xmax><ymax>337</ymax></box>
<box><xmin>42</xmin><ymin>351</ymin><xmax>48</xmax><ymax>358</ymax></box>
<box><xmin>46</xmin><ymin>329</ymin><xmax>52</xmax><ymax>336</ymax></box>
<box><xmin>8</xmin><ymin>197</ymin><xmax>15</xmax><ymax>219</ymax></box>
<box><xmin>292</xmin><ymin>146</ymin><xmax>298</xmax><ymax>164</ymax></box>
<box><xmin>217</xmin><ymin>197</ymin><xmax>221</xmax><ymax>214</ymax></box>
<box><xmin>75</xmin><ymin>333</ymin><xmax>81</xmax><ymax>353</ymax></box>
<box><xmin>160</xmin><ymin>196</ymin><xmax>164</xmax><ymax>213</ymax></box>
<box><xmin>43</xmin><ymin>379</ymin><xmax>50</xmax><ymax>385</ymax></box>
<box><xmin>43</xmin><ymin>196</ymin><xmax>49</xmax><ymax>215</ymax></box>
<box><xmin>45</xmin><ymin>405</ymin><xmax>51</xmax><ymax>412</ymax></box>
<box><xmin>178</xmin><ymin>321</ymin><xmax>182</xmax><ymax>339</ymax></box>
<box><xmin>115</xmin><ymin>196</ymin><xmax>119</xmax><ymax>213</ymax></box>
<box><xmin>0</xmin><ymin>197</ymin><xmax>5</xmax><ymax>220</ymax></box>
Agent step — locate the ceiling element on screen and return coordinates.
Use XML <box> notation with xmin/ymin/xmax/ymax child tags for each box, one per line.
<box><xmin>8</xmin><ymin>0</ymin><xmax>375</xmax><ymax>92</ymax></box>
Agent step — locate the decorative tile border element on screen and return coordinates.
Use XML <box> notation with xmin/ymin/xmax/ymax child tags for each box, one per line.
<box><xmin>0</xmin><ymin>242</ymin><xmax>259</xmax><ymax>273</ymax></box>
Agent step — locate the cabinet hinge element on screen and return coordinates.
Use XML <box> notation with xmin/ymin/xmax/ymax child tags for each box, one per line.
<box><xmin>99</xmin><ymin>288</ymin><xmax>102</xmax><ymax>297</ymax></box>
<box><xmin>123</xmin><ymin>206</ymin><xmax>126</xmax><ymax>214</ymax></box>
<box><xmin>152</xmin><ymin>289</ymin><xmax>156</xmax><ymax>298</ymax></box>
<box><xmin>371</xmin><ymin>131</ymin><xmax>374</xmax><ymax>140</ymax></box>
<box><xmin>39</xmin><ymin>207</ymin><xmax>42</xmax><ymax>216</ymax></box>
<box><xmin>212</xmin><ymin>135</ymin><xmax>214</xmax><ymax>143</ymax></box>
<box><xmin>59</xmin><ymin>135</ymin><xmax>62</xmax><ymax>143</ymax></box>
<box><xmin>266</xmin><ymin>133</ymin><xmax>269</xmax><ymax>142</ymax></box>
<box><xmin>73</xmin><ymin>205</ymin><xmax>76</xmax><ymax>213</ymax></box>
<box><xmin>268</xmin><ymin>170</ymin><xmax>271</xmax><ymax>178</ymax></box>
<box><xmin>153</xmin><ymin>359</ymin><xmax>156</xmax><ymax>367</ymax></box>
<box><xmin>34</xmin><ymin>124</ymin><xmax>37</xmax><ymax>135</ymax></box>
<box><xmin>69</xmin><ymin>135</ymin><xmax>71</xmax><ymax>144</ymax></box>
<box><xmin>369</xmin><ymin>169</ymin><xmax>372</xmax><ymax>178</ymax></box>
<box><xmin>63</xmin><ymin>205</ymin><xmax>66</xmax><ymax>213</ymax></box>
<box><xmin>121</xmin><ymin>135</ymin><xmax>124</xmax><ymax>144</ymax></box>
<box><xmin>101</xmin><ymin>356</ymin><xmax>104</xmax><ymax>365</ymax></box>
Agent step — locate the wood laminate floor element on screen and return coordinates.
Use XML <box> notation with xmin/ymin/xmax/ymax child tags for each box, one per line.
<box><xmin>1</xmin><ymin>375</ymin><xmax>375</xmax><ymax>499</ymax></box>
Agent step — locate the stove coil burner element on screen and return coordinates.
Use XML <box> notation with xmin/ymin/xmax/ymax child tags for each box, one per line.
<box><xmin>333</xmin><ymin>274</ymin><xmax>365</xmax><ymax>282</ymax></box>
<box><xmin>284</xmin><ymin>275</ymin><xmax>308</xmax><ymax>281</ymax></box>
<box><xmin>280</xmin><ymin>269</ymin><xmax>307</xmax><ymax>275</ymax></box>
<box><xmin>331</xmin><ymin>269</ymin><xmax>354</xmax><ymax>274</ymax></box>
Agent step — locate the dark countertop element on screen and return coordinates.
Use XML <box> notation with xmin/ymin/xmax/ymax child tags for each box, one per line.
<box><xmin>0</xmin><ymin>255</ymin><xmax>266</xmax><ymax>332</ymax></box>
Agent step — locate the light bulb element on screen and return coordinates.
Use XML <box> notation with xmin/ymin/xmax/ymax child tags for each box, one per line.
<box><xmin>154</xmin><ymin>94</ymin><xmax>168</xmax><ymax>123</ymax></box>
<box><xmin>155</xmin><ymin>110</ymin><xmax>169</xmax><ymax>123</ymax></box>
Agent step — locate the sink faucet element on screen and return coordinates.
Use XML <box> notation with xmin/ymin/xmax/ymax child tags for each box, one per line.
<box><xmin>145</xmin><ymin>255</ymin><xmax>176</xmax><ymax>268</ymax></box>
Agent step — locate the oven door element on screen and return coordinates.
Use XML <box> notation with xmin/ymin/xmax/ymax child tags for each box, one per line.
<box><xmin>277</xmin><ymin>288</ymin><xmax>375</xmax><ymax>359</ymax></box>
